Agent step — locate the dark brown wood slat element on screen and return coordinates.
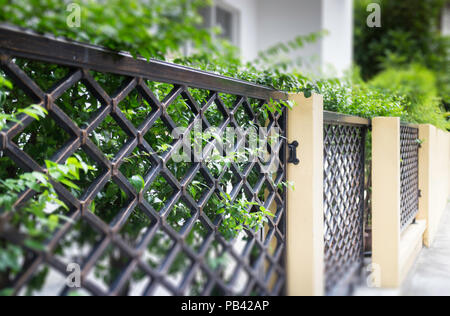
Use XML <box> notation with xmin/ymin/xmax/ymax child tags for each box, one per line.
<box><xmin>0</xmin><ymin>24</ymin><xmax>288</xmax><ymax>101</ymax></box>
<box><xmin>324</xmin><ymin>111</ymin><xmax>371</xmax><ymax>126</ymax></box>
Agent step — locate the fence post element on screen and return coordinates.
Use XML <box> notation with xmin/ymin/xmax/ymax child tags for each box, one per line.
<box><xmin>434</xmin><ymin>129</ymin><xmax>450</xmax><ymax>237</ymax></box>
<box><xmin>418</xmin><ymin>125</ymin><xmax>450</xmax><ymax>247</ymax></box>
<box><xmin>372</xmin><ymin>117</ymin><xmax>402</xmax><ymax>288</ymax></box>
<box><xmin>417</xmin><ymin>124</ymin><xmax>434</xmax><ymax>247</ymax></box>
<box><xmin>286</xmin><ymin>93</ymin><xmax>324</xmax><ymax>296</ymax></box>
<box><xmin>372</xmin><ymin>117</ymin><xmax>426</xmax><ymax>288</ymax></box>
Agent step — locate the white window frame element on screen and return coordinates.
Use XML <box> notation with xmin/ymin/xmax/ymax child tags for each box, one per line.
<box><xmin>203</xmin><ymin>0</ymin><xmax>241</xmax><ymax>47</ymax></box>
<box><xmin>442</xmin><ymin>4</ymin><xmax>450</xmax><ymax>36</ymax></box>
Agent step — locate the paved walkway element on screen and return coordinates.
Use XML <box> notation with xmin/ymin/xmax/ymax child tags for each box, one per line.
<box><xmin>402</xmin><ymin>204</ymin><xmax>450</xmax><ymax>296</ymax></box>
<box><xmin>355</xmin><ymin>204</ymin><xmax>450</xmax><ymax>296</ymax></box>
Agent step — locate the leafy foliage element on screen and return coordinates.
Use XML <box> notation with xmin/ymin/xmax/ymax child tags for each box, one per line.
<box><xmin>0</xmin><ymin>139</ymin><xmax>97</xmax><ymax>295</ymax></box>
<box><xmin>0</xmin><ymin>76</ymin><xmax>12</xmax><ymax>107</ymax></box>
<box><xmin>354</xmin><ymin>0</ymin><xmax>450</xmax><ymax>111</ymax></box>
<box><xmin>318</xmin><ymin>75</ymin><xmax>407</xmax><ymax>119</ymax></box>
<box><xmin>0</xmin><ymin>0</ymin><xmax>214</xmax><ymax>60</ymax></box>
<box><xmin>0</xmin><ymin>104</ymin><xmax>47</xmax><ymax>131</ymax></box>
<box><xmin>355</xmin><ymin>0</ymin><xmax>448</xmax><ymax>78</ymax></box>
<box><xmin>217</xmin><ymin>192</ymin><xmax>274</xmax><ymax>241</ymax></box>
<box><xmin>369</xmin><ymin>64</ymin><xmax>450</xmax><ymax>130</ymax></box>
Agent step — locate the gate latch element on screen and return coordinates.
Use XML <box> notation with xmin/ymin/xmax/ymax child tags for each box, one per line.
<box><xmin>288</xmin><ymin>141</ymin><xmax>300</xmax><ymax>165</ymax></box>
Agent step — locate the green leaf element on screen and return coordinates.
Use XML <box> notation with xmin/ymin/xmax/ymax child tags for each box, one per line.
<box><xmin>24</xmin><ymin>239</ymin><xmax>46</xmax><ymax>252</ymax></box>
<box><xmin>48</xmin><ymin>214</ymin><xmax>59</xmax><ymax>231</ymax></box>
<box><xmin>129</xmin><ymin>175</ymin><xmax>145</xmax><ymax>192</ymax></box>
<box><xmin>0</xmin><ymin>288</ymin><xmax>14</xmax><ymax>297</ymax></box>
<box><xmin>68</xmin><ymin>291</ymin><xmax>87</xmax><ymax>297</ymax></box>
<box><xmin>90</xmin><ymin>200</ymin><xmax>96</xmax><ymax>214</ymax></box>
<box><xmin>32</xmin><ymin>172</ymin><xmax>49</xmax><ymax>187</ymax></box>
<box><xmin>50</xmin><ymin>197</ymin><xmax>69</xmax><ymax>211</ymax></box>
<box><xmin>0</xmin><ymin>77</ymin><xmax>12</xmax><ymax>89</ymax></box>
<box><xmin>18</xmin><ymin>105</ymin><xmax>47</xmax><ymax>121</ymax></box>
<box><xmin>59</xmin><ymin>179</ymin><xmax>81</xmax><ymax>191</ymax></box>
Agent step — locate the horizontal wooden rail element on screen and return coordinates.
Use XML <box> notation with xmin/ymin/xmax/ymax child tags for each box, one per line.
<box><xmin>0</xmin><ymin>24</ymin><xmax>288</xmax><ymax>101</ymax></box>
<box><xmin>323</xmin><ymin>111</ymin><xmax>371</xmax><ymax>127</ymax></box>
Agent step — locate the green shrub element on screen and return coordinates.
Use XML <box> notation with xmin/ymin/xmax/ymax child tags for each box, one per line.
<box><xmin>354</xmin><ymin>0</ymin><xmax>450</xmax><ymax>112</ymax></box>
<box><xmin>0</xmin><ymin>0</ymin><xmax>214</xmax><ymax>60</ymax></box>
<box><xmin>319</xmin><ymin>78</ymin><xmax>407</xmax><ymax>119</ymax></box>
<box><xmin>354</xmin><ymin>0</ymin><xmax>448</xmax><ymax>78</ymax></box>
<box><xmin>369</xmin><ymin>64</ymin><xmax>449</xmax><ymax>130</ymax></box>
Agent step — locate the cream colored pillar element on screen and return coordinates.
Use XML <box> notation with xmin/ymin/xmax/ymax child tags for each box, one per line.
<box><xmin>372</xmin><ymin>117</ymin><xmax>402</xmax><ymax>288</ymax></box>
<box><xmin>417</xmin><ymin>124</ymin><xmax>434</xmax><ymax>247</ymax></box>
<box><xmin>432</xmin><ymin>128</ymin><xmax>450</xmax><ymax>241</ymax></box>
<box><xmin>286</xmin><ymin>93</ymin><xmax>324</xmax><ymax>296</ymax></box>
<box><xmin>419</xmin><ymin>125</ymin><xmax>450</xmax><ymax>247</ymax></box>
<box><xmin>372</xmin><ymin>118</ymin><xmax>426</xmax><ymax>288</ymax></box>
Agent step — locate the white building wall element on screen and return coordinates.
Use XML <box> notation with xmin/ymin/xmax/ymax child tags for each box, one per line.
<box><xmin>321</xmin><ymin>0</ymin><xmax>354</xmax><ymax>76</ymax></box>
<box><xmin>443</xmin><ymin>4</ymin><xmax>450</xmax><ymax>36</ymax></box>
<box><xmin>219</xmin><ymin>0</ymin><xmax>259</xmax><ymax>61</ymax></box>
<box><xmin>217</xmin><ymin>0</ymin><xmax>354</xmax><ymax>76</ymax></box>
<box><xmin>256</xmin><ymin>0</ymin><xmax>323</xmax><ymax>74</ymax></box>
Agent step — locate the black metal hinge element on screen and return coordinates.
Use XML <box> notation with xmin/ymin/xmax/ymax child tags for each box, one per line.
<box><xmin>288</xmin><ymin>141</ymin><xmax>300</xmax><ymax>165</ymax></box>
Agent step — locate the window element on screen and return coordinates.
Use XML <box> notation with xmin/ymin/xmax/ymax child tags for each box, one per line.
<box><xmin>443</xmin><ymin>4</ymin><xmax>450</xmax><ymax>36</ymax></box>
<box><xmin>199</xmin><ymin>1</ymin><xmax>239</xmax><ymax>46</ymax></box>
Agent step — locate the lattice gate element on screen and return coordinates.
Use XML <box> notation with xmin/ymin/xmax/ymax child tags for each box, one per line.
<box><xmin>0</xmin><ymin>25</ymin><xmax>288</xmax><ymax>296</ymax></box>
<box><xmin>400</xmin><ymin>125</ymin><xmax>420</xmax><ymax>232</ymax></box>
<box><xmin>323</xmin><ymin>112</ymin><xmax>369</xmax><ymax>296</ymax></box>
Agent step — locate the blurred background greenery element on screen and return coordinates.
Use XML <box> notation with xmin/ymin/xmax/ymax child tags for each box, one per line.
<box><xmin>355</xmin><ymin>0</ymin><xmax>450</xmax><ymax>129</ymax></box>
